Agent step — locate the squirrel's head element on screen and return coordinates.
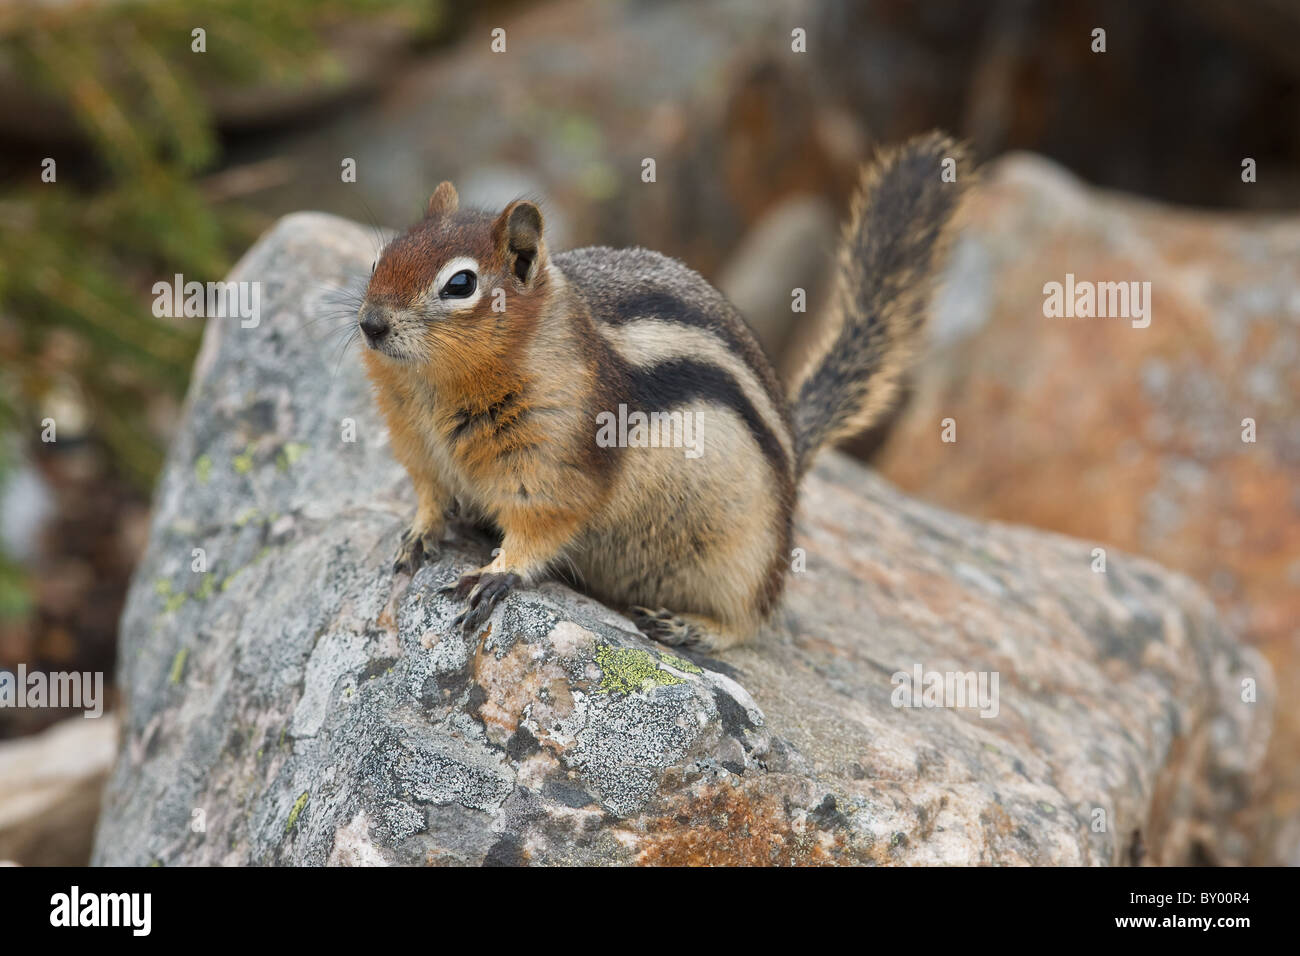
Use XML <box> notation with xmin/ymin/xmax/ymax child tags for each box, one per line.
<box><xmin>358</xmin><ymin>181</ymin><xmax>549</xmax><ymax>366</ymax></box>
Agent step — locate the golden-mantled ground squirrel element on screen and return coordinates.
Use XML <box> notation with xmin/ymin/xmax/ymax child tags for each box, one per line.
<box><xmin>358</xmin><ymin>132</ymin><xmax>968</xmax><ymax>651</ymax></box>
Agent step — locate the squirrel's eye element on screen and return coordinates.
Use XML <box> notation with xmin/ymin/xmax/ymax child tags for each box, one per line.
<box><xmin>441</xmin><ymin>269</ymin><xmax>477</xmax><ymax>299</ymax></box>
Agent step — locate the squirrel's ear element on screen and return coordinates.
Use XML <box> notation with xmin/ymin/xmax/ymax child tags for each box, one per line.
<box><xmin>494</xmin><ymin>200</ymin><xmax>544</xmax><ymax>284</ymax></box>
<box><xmin>426</xmin><ymin>182</ymin><xmax>458</xmax><ymax>218</ymax></box>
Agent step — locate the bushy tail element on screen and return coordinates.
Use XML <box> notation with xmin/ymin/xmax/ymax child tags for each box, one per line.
<box><xmin>789</xmin><ymin>131</ymin><xmax>970</xmax><ymax>476</ymax></box>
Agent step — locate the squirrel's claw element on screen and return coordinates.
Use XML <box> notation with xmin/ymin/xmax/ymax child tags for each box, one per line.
<box><xmin>629</xmin><ymin>607</ymin><xmax>740</xmax><ymax>653</ymax></box>
<box><xmin>393</xmin><ymin>528</ymin><xmax>424</xmax><ymax>574</ymax></box>
<box><xmin>629</xmin><ymin>606</ymin><xmax>700</xmax><ymax>647</ymax></box>
<box><xmin>394</xmin><ymin>526</ymin><xmax>441</xmax><ymax>574</ymax></box>
<box><xmin>451</xmin><ymin>571</ymin><xmax>520</xmax><ymax>635</ymax></box>
<box><xmin>440</xmin><ymin>571</ymin><xmax>480</xmax><ymax>601</ymax></box>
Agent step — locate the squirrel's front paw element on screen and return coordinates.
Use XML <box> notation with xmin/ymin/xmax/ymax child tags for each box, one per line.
<box><xmin>444</xmin><ymin>571</ymin><xmax>520</xmax><ymax>636</ymax></box>
<box><xmin>393</xmin><ymin>525</ymin><xmax>441</xmax><ymax>574</ymax></box>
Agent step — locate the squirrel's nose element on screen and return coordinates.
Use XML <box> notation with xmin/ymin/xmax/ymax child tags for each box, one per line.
<box><xmin>359</xmin><ymin>306</ymin><xmax>390</xmax><ymax>345</ymax></box>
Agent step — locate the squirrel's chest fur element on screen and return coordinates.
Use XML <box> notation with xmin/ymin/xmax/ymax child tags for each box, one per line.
<box><xmin>368</xmin><ymin>344</ymin><xmax>607</xmax><ymax>522</ymax></box>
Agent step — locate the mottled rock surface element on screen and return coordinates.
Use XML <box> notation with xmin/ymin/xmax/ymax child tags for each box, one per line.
<box><xmin>873</xmin><ymin>154</ymin><xmax>1300</xmax><ymax>863</ymax></box>
<box><xmin>93</xmin><ymin>213</ymin><xmax>1271</xmax><ymax>866</ymax></box>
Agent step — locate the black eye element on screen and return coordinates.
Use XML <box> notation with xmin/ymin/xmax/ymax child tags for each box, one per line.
<box><xmin>441</xmin><ymin>269</ymin><xmax>477</xmax><ymax>298</ymax></box>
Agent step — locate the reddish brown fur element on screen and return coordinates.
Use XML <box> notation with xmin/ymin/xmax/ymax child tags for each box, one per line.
<box><xmin>361</xmin><ymin>192</ymin><xmax>620</xmax><ymax>605</ymax></box>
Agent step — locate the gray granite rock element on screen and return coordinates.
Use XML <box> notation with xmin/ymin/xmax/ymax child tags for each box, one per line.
<box><xmin>92</xmin><ymin>213</ymin><xmax>1272</xmax><ymax>865</ymax></box>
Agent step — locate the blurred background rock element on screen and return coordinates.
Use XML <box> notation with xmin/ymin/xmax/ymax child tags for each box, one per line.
<box><xmin>0</xmin><ymin>0</ymin><xmax>1296</xmax><ymax>863</ymax></box>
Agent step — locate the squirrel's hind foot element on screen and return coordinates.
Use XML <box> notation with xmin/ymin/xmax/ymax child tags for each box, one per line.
<box><xmin>629</xmin><ymin>607</ymin><xmax>744</xmax><ymax>653</ymax></box>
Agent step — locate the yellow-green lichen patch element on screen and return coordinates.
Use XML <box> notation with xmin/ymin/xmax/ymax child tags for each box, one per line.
<box><xmin>220</xmin><ymin>547</ymin><xmax>272</xmax><ymax>594</ymax></box>
<box><xmin>154</xmin><ymin>579</ymin><xmax>187</xmax><ymax>613</ymax></box>
<box><xmin>233</xmin><ymin>445</ymin><xmax>256</xmax><ymax>475</ymax></box>
<box><xmin>286</xmin><ymin>791</ymin><xmax>309</xmax><ymax>832</ymax></box>
<box><xmin>595</xmin><ymin>644</ymin><xmax>686</xmax><ymax>695</ymax></box>
<box><xmin>195</xmin><ymin>454</ymin><xmax>213</xmax><ymax>484</ymax></box>
<box><xmin>276</xmin><ymin>442</ymin><xmax>309</xmax><ymax>472</ymax></box>
<box><xmin>660</xmin><ymin>653</ymin><xmax>702</xmax><ymax>675</ymax></box>
<box><xmin>196</xmin><ymin>574</ymin><xmax>216</xmax><ymax>600</ymax></box>
<box><xmin>169</xmin><ymin>647</ymin><xmax>188</xmax><ymax>684</ymax></box>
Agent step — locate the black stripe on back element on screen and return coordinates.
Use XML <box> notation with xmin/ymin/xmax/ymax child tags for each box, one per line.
<box><xmin>618</xmin><ymin>356</ymin><xmax>790</xmax><ymax>479</ymax></box>
<box><xmin>603</xmin><ymin>289</ymin><xmax>788</xmax><ymax>413</ymax></box>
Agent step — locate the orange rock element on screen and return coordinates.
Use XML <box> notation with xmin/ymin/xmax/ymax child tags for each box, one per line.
<box><xmin>875</xmin><ymin>154</ymin><xmax>1300</xmax><ymax>863</ymax></box>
